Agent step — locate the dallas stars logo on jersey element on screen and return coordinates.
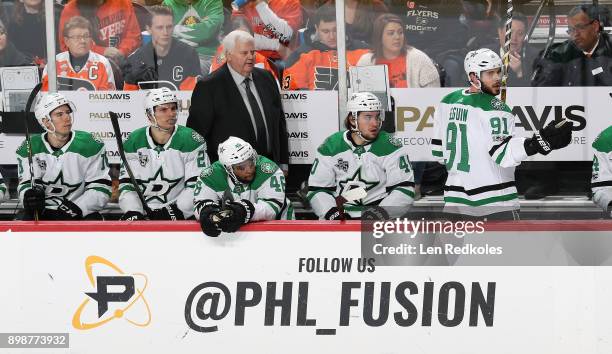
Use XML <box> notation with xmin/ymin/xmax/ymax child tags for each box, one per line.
<box><xmin>137</xmin><ymin>168</ymin><xmax>182</xmax><ymax>204</ymax></box>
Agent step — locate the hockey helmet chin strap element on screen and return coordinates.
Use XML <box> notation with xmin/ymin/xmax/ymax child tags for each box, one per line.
<box><xmin>43</xmin><ymin>112</ymin><xmax>74</xmax><ymax>139</ymax></box>
<box><xmin>147</xmin><ymin>110</ymin><xmax>174</xmax><ymax>133</ymax></box>
<box><xmin>350</xmin><ymin>114</ymin><xmax>382</xmax><ymax>144</ymax></box>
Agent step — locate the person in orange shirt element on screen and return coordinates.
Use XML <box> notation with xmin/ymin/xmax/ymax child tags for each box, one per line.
<box><xmin>42</xmin><ymin>16</ymin><xmax>116</xmax><ymax>91</ymax></box>
<box><xmin>281</xmin><ymin>4</ymin><xmax>368</xmax><ymax>90</ymax></box>
<box><xmin>58</xmin><ymin>0</ymin><xmax>141</xmax><ymax>61</ymax></box>
<box><xmin>356</xmin><ymin>13</ymin><xmax>440</xmax><ymax>88</ymax></box>
<box><xmin>210</xmin><ymin>16</ymin><xmax>278</xmax><ymax>81</ymax></box>
<box><xmin>232</xmin><ymin>0</ymin><xmax>302</xmax><ymax>61</ymax></box>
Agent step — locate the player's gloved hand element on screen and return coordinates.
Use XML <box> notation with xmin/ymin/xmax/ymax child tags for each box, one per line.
<box><xmin>23</xmin><ymin>186</ymin><xmax>45</xmax><ymax>216</ymax></box>
<box><xmin>324</xmin><ymin>207</ymin><xmax>352</xmax><ymax>221</ymax></box>
<box><xmin>217</xmin><ymin>200</ymin><xmax>255</xmax><ymax>233</ymax></box>
<box><xmin>524</xmin><ymin>119</ymin><xmax>573</xmax><ymax>156</ymax></box>
<box><xmin>199</xmin><ymin>202</ymin><xmax>222</xmax><ymax>237</ymax></box>
<box><xmin>55</xmin><ymin>199</ymin><xmax>83</xmax><ymax>220</ymax></box>
<box><xmin>148</xmin><ymin>203</ymin><xmax>185</xmax><ymax>220</ymax></box>
<box><xmin>361</xmin><ymin>206</ymin><xmax>390</xmax><ymax>221</ymax></box>
<box><xmin>120</xmin><ymin>211</ymin><xmax>147</xmax><ymax>221</ymax></box>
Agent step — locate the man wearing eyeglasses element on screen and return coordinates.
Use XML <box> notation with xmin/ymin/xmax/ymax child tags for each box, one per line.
<box><xmin>41</xmin><ymin>16</ymin><xmax>116</xmax><ymax>91</ymax></box>
<box><xmin>532</xmin><ymin>4</ymin><xmax>612</xmax><ymax>87</ymax></box>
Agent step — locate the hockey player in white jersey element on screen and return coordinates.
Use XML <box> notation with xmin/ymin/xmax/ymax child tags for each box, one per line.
<box><xmin>307</xmin><ymin>92</ymin><xmax>415</xmax><ymax>220</ymax></box>
<box><xmin>16</xmin><ymin>92</ymin><xmax>111</xmax><ymax>220</ymax></box>
<box><xmin>592</xmin><ymin>125</ymin><xmax>612</xmax><ymax>218</ymax></box>
<box><xmin>432</xmin><ymin>48</ymin><xmax>573</xmax><ymax>217</ymax></box>
<box><xmin>194</xmin><ymin>137</ymin><xmax>293</xmax><ymax>237</ymax></box>
<box><xmin>119</xmin><ymin>87</ymin><xmax>210</xmax><ymax>220</ymax></box>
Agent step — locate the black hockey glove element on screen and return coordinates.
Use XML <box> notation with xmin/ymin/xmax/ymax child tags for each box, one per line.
<box><xmin>148</xmin><ymin>203</ymin><xmax>185</xmax><ymax>220</ymax></box>
<box><xmin>324</xmin><ymin>207</ymin><xmax>352</xmax><ymax>221</ymax></box>
<box><xmin>524</xmin><ymin>119</ymin><xmax>573</xmax><ymax>156</ymax></box>
<box><xmin>217</xmin><ymin>200</ymin><xmax>255</xmax><ymax>233</ymax></box>
<box><xmin>56</xmin><ymin>199</ymin><xmax>83</xmax><ymax>220</ymax></box>
<box><xmin>120</xmin><ymin>211</ymin><xmax>148</xmax><ymax>221</ymax></box>
<box><xmin>23</xmin><ymin>186</ymin><xmax>45</xmax><ymax>216</ymax></box>
<box><xmin>199</xmin><ymin>203</ymin><xmax>222</xmax><ymax>237</ymax></box>
<box><xmin>361</xmin><ymin>206</ymin><xmax>390</xmax><ymax>221</ymax></box>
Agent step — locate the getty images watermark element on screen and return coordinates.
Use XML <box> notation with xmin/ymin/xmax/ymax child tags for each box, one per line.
<box><xmin>361</xmin><ymin>207</ymin><xmax>612</xmax><ymax>266</ymax></box>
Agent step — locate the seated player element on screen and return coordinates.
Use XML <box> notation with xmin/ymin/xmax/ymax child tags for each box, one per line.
<box><xmin>307</xmin><ymin>92</ymin><xmax>415</xmax><ymax>220</ymax></box>
<box><xmin>592</xmin><ymin>125</ymin><xmax>612</xmax><ymax>218</ymax></box>
<box><xmin>42</xmin><ymin>16</ymin><xmax>116</xmax><ymax>91</ymax></box>
<box><xmin>432</xmin><ymin>48</ymin><xmax>573</xmax><ymax>217</ymax></box>
<box><xmin>195</xmin><ymin>136</ymin><xmax>293</xmax><ymax>237</ymax></box>
<box><xmin>119</xmin><ymin>87</ymin><xmax>209</xmax><ymax>221</ymax></box>
<box><xmin>16</xmin><ymin>93</ymin><xmax>111</xmax><ymax>220</ymax></box>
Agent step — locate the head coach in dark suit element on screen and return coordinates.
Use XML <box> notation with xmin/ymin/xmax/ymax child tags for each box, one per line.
<box><xmin>186</xmin><ymin>30</ymin><xmax>288</xmax><ymax>171</ymax></box>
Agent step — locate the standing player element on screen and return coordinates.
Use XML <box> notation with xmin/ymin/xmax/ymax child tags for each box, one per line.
<box><xmin>307</xmin><ymin>92</ymin><xmax>415</xmax><ymax>220</ymax></box>
<box><xmin>194</xmin><ymin>136</ymin><xmax>293</xmax><ymax>237</ymax></box>
<box><xmin>119</xmin><ymin>88</ymin><xmax>209</xmax><ymax>221</ymax></box>
<box><xmin>432</xmin><ymin>48</ymin><xmax>573</xmax><ymax>217</ymax></box>
<box><xmin>592</xmin><ymin>125</ymin><xmax>612</xmax><ymax>218</ymax></box>
<box><xmin>16</xmin><ymin>93</ymin><xmax>111</xmax><ymax>220</ymax></box>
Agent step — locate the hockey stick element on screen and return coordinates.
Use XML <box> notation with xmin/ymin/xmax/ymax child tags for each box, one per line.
<box><xmin>335</xmin><ymin>186</ymin><xmax>367</xmax><ymax>221</ymax></box>
<box><xmin>23</xmin><ymin>82</ymin><xmax>43</xmax><ymax>221</ymax></box>
<box><xmin>500</xmin><ymin>0</ymin><xmax>513</xmax><ymax>103</ymax></box>
<box><xmin>109</xmin><ymin>111</ymin><xmax>152</xmax><ymax>217</ymax></box>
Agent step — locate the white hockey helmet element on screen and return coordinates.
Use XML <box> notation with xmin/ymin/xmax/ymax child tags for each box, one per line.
<box><xmin>347</xmin><ymin>92</ymin><xmax>384</xmax><ymax>120</ymax></box>
<box><xmin>218</xmin><ymin>136</ymin><xmax>258</xmax><ymax>183</ymax></box>
<box><xmin>347</xmin><ymin>92</ymin><xmax>384</xmax><ymax>142</ymax></box>
<box><xmin>34</xmin><ymin>92</ymin><xmax>76</xmax><ymax>133</ymax></box>
<box><xmin>464</xmin><ymin>48</ymin><xmax>502</xmax><ymax>83</ymax></box>
<box><xmin>144</xmin><ymin>87</ymin><xmax>179</xmax><ymax>130</ymax></box>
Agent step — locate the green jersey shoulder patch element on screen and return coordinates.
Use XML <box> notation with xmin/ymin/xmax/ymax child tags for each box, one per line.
<box><xmin>251</xmin><ymin>156</ymin><xmax>279</xmax><ymax>190</ymax></box>
<box><xmin>123</xmin><ymin>127</ymin><xmax>149</xmax><ymax>153</ymax></box>
<box><xmin>593</xmin><ymin>125</ymin><xmax>612</xmax><ymax>153</ymax></box>
<box><xmin>67</xmin><ymin>131</ymin><xmax>104</xmax><ymax>158</ymax></box>
<box><xmin>200</xmin><ymin>161</ymin><xmax>229</xmax><ymax>192</ymax></box>
<box><xmin>370</xmin><ymin>131</ymin><xmax>402</xmax><ymax>156</ymax></box>
<box><xmin>168</xmin><ymin>125</ymin><xmax>206</xmax><ymax>153</ymax></box>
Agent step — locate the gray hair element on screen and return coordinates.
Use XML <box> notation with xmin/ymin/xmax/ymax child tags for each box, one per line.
<box><xmin>222</xmin><ymin>30</ymin><xmax>255</xmax><ymax>55</ymax></box>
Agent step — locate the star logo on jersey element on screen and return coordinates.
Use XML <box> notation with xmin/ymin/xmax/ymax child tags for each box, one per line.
<box><xmin>260</xmin><ymin>162</ymin><xmax>275</xmax><ymax>174</ymax></box>
<box><xmin>42</xmin><ymin>171</ymin><xmax>81</xmax><ymax>198</ymax></box>
<box><xmin>338</xmin><ymin>168</ymin><xmax>378</xmax><ymax>205</ymax></box>
<box><xmin>137</xmin><ymin>168</ymin><xmax>182</xmax><ymax>204</ymax></box>
<box><xmin>335</xmin><ymin>158</ymin><xmax>349</xmax><ymax>172</ymax></box>
<box><xmin>491</xmin><ymin>98</ymin><xmax>504</xmax><ymax>110</ymax></box>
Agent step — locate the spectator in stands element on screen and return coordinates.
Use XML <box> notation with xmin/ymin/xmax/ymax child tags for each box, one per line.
<box><xmin>8</xmin><ymin>0</ymin><xmax>46</xmax><ymax>64</ymax></box>
<box><xmin>496</xmin><ymin>12</ymin><xmax>535</xmax><ymax>87</ymax></box>
<box><xmin>324</xmin><ymin>0</ymin><xmax>387</xmax><ymax>46</ymax></box>
<box><xmin>0</xmin><ymin>20</ymin><xmax>30</xmax><ymax>68</ymax></box>
<box><xmin>163</xmin><ymin>0</ymin><xmax>224</xmax><ymax>75</ymax></box>
<box><xmin>281</xmin><ymin>4</ymin><xmax>368</xmax><ymax>90</ymax></box>
<box><xmin>436</xmin><ymin>0</ymin><xmax>500</xmax><ymax>87</ymax></box>
<box><xmin>123</xmin><ymin>5</ymin><xmax>201</xmax><ymax>90</ymax></box>
<box><xmin>386</xmin><ymin>0</ymin><xmax>466</xmax><ymax>60</ymax></box>
<box><xmin>233</xmin><ymin>0</ymin><xmax>302</xmax><ymax>61</ymax></box>
<box><xmin>532</xmin><ymin>4</ymin><xmax>612</xmax><ymax>86</ymax></box>
<box><xmin>210</xmin><ymin>16</ymin><xmax>278</xmax><ymax>80</ymax></box>
<box><xmin>357</xmin><ymin>13</ymin><xmax>439</xmax><ymax>88</ymax></box>
<box><xmin>42</xmin><ymin>16</ymin><xmax>116</xmax><ymax>90</ymax></box>
<box><xmin>58</xmin><ymin>0</ymin><xmax>142</xmax><ymax>62</ymax></box>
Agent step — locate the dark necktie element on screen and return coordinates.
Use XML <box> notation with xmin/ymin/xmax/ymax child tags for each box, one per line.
<box><xmin>243</xmin><ymin>77</ymin><xmax>268</xmax><ymax>155</ymax></box>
